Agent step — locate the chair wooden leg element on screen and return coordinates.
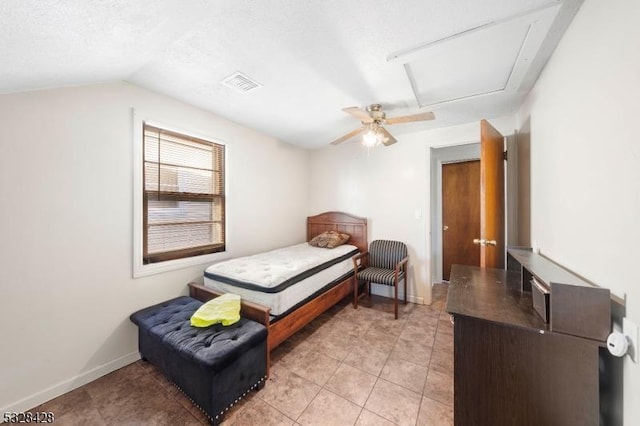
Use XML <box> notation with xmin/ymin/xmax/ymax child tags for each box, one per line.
<box><xmin>404</xmin><ymin>276</ymin><xmax>407</xmax><ymax>305</ymax></box>
<box><xmin>353</xmin><ymin>276</ymin><xmax>358</xmax><ymax>309</ymax></box>
<box><xmin>394</xmin><ymin>281</ymin><xmax>398</xmax><ymax>319</ymax></box>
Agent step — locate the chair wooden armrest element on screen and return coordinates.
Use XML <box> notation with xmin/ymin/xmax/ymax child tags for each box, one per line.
<box><xmin>352</xmin><ymin>251</ymin><xmax>369</xmax><ymax>272</ymax></box>
<box><xmin>395</xmin><ymin>256</ymin><xmax>409</xmax><ymax>276</ymax></box>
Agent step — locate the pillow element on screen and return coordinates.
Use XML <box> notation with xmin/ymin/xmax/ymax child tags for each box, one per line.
<box><xmin>309</xmin><ymin>230</ymin><xmax>350</xmax><ymax>249</ymax></box>
<box><xmin>190</xmin><ymin>293</ymin><xmax>241</xmax><ymax>327</ymax></box>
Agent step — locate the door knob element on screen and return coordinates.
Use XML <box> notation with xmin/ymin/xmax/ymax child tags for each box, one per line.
<box><xmin>486</xmin><ymin>240</ymin><xmax>497</xmax><ymax>246</ymax></box>
<box><xmin>443</xmin><ymin>225</ymin><xmax>449</xmax><ymax>231</ymax></box>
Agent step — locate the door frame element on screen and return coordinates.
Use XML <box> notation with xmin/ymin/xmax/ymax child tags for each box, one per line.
<box><xmin>429</xmin><ymin>143</ymin><xmax>480</xmax><ymax>283</ymax></box>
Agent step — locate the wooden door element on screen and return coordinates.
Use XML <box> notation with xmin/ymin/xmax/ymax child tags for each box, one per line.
<box><xmin>442</xmin><ymin>160</ymin><xmax>481</xmax><ymax>280</ymax></box>
<box><xmin>479</xmin><ymin>119</ymin><xmax>505</xmax><ymax>268</ymax></box>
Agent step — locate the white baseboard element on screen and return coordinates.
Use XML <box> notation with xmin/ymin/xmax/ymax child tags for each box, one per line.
<box><xmin>1</xmin><ymin>351</ymin><xmax>141</xmax><ymax>419</ymax></box>
<box><xmin>370</xmin><ymin>284</ymin><xmax>424</xmax><ymax>305</ymax></box>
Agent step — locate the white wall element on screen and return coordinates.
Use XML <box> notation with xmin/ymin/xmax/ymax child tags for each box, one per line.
<box><xmin>309</xmin><ymin>116</ymin><xmax>515</xmax><ymax>305</ymax></box>
<box><xmin>0</xmin><ymin>82</ymin><xmax>309</xmax><ymax>413</ymax></box>
<box><xmin>517</xmin><ymin>0</ymin><xmax>640</xmax><ymax>423</ymax></box>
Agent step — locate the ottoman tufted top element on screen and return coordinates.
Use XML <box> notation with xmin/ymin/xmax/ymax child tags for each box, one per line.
<box><xmin>130</xmin><ymin>296</ymin><xmax>267</xmax><ymax>373</ymax></box>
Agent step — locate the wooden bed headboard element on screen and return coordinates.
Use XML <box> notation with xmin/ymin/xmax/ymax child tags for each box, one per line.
<box><xmin>307</xmin><ymin>211</ymin><xmax>368</xmax><ymax>253</ymax></box>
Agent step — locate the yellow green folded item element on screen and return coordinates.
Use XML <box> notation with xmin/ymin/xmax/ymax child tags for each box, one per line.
<box><xmin>190</xmin><ymin>293</ymin><xmax>241</xmax><ymax>327</ymax></box>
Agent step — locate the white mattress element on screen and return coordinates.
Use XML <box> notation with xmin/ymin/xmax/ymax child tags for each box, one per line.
<box><xmin>204</xmin><ymin>243</ymin><xmax>358</xmax><ymax>316</ymax></box>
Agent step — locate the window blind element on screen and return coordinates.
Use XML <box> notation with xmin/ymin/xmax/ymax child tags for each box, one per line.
<box><xmin>143</xmin><ymin>124</ymin><xmax>225</xmax><ymax>264</ymax></box>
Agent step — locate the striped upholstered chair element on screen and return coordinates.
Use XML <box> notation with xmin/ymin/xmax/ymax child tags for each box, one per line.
<box><xmin>352</xmin><ymin>240</ymin><xmax>409</xmax><ymax>319</ymax></box>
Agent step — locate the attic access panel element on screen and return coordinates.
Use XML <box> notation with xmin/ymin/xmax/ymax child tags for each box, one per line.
<box><xmin>397</xmin><ymin>4</ymin><xmax>561</xmax><ymax>107</ymax></box>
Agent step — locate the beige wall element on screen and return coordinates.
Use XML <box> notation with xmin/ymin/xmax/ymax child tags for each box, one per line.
<box><xmin>518</xmin><ymin>0</ymin><xmax>640</xmax><ymax>423</ymax></box>
<box><xmin>0</xmin><ymin>82</ymin><xmax>309</xmax><ymax>413</ymax></box>
<box><xmin>309</xmin><ymin>116</ymin><xmax>515</xmax><ymax>305</ymax></box>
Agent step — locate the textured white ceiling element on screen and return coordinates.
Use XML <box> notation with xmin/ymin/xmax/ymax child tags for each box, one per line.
<box><xmin>0</xmin><ymin>0</ymin><xmax>582</xmax><ymax>149</ymax></box>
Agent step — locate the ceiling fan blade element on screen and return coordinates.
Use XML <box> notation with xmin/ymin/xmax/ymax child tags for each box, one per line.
<box><xmin>330</xmin><ymin>127</ymin><xmax>364</xmax><ymax>145</ymax></box>
<box><xmin>342</xmin><ymin>107</ymin><xmax>373</xmax><ymax>122</ymax></box>
<box><xmin>385</xmin><ymin>111</ymin><xmax>435</xmax><ymax>125</ymax></box>
<box><xmin>380</xmin><ymin>127</ymin><xmax>397</xmax><ymax>146</ymax></box>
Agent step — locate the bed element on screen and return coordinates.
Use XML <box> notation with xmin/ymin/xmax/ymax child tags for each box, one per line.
<box><xmin>203</xmin><ymin>242</ymin><xmax>359</xmax><ymax>318</ymax></box>
<box><xmin>188</xmin><ymin>211</ymin><xmax>367</xmax><ymax>360</ymax></box>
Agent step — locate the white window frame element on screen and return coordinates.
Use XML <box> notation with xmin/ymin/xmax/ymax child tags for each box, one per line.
<box><xmin>132</xmin><ymin>109</ymin><xmax>230</xmax><ymax>278</ymax></box>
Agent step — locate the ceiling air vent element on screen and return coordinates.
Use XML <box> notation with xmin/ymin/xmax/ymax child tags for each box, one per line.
<box><xmin>221</xmin><ymin>71</ymin><xmax>261</xmax><ymax>93</ymax></box>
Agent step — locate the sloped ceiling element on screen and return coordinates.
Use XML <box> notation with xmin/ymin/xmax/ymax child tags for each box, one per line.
<box><xmin>0</xmin><ymin>0</ymin><xmax>583</xmax><ymax>149</ymax></box>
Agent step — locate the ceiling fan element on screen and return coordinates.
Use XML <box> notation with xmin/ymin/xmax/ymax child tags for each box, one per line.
<box><xmin>330</xmin><ymin>104</ymin><xmax>435</xmax><ymax>147</ymax></box>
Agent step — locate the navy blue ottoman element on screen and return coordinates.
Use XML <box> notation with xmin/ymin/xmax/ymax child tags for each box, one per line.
<box><xmin>130</xmin><ymin>296</ymin><xmax>267</xmax><ymax>424</ymax></box>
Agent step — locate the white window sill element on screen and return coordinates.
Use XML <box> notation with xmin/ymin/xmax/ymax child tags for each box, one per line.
<box><xmin>133</xmin><ymin>250</ymin><xmax>230</xmax><ymax>278</ymax></box>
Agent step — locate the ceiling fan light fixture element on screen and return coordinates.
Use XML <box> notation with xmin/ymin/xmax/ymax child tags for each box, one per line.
<box><xmin>362</xmin><ymin>124</ymin><xmax>387</xmax><ymax>147</ymax></box>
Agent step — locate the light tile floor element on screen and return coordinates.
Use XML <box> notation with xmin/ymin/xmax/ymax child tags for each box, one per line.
<box><xmin>30</xmin><ymin>283</ymin><xmax>453</xmax><ymax>425</ymax></box>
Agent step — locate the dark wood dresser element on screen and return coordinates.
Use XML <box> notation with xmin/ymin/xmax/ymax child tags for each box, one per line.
<box><xmin>446</xmin><ymin>258</ymin><xmax>615</xmax><ymax>426</ymax></box>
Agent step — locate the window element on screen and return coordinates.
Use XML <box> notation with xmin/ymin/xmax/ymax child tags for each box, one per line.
<box><xmin>142</xmin><ymin>123</ymin><xmax>225</xmax><ymax>264</ymax></box>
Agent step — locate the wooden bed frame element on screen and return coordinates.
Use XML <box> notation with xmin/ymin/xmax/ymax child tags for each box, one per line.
<box><xmin>188</xmin><ymin>211</ymin><xmax>368</xmax><ymax>362</ymax></box>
